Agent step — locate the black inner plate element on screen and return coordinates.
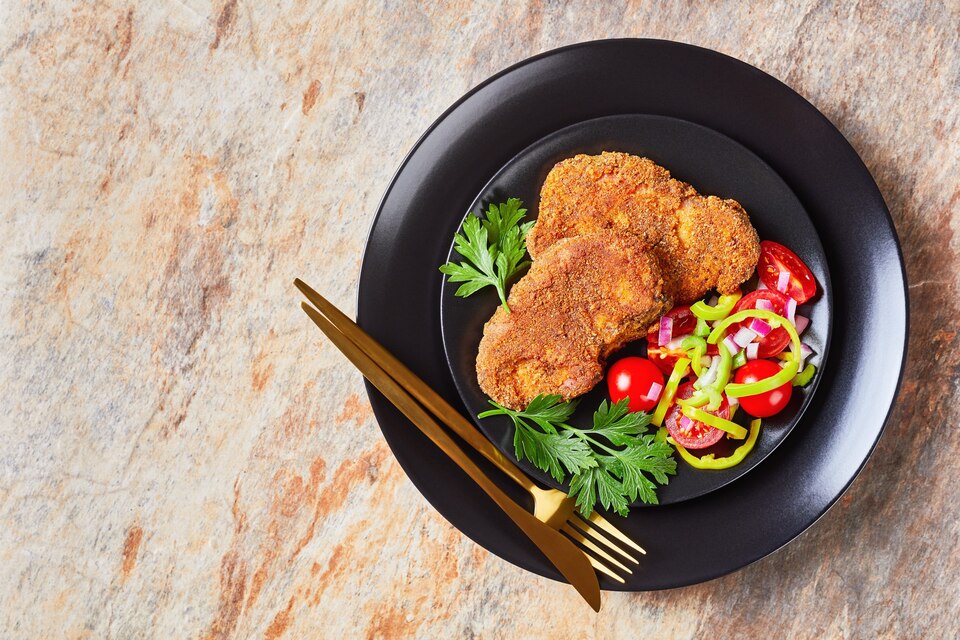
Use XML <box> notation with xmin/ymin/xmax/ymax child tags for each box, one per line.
<box><xmin>356</xmin><ymin>39</ymin><xmax>907</xmax><ymax>591</ymax></box>
<box><xmin>439</xmin><ymin>114</ymin><xmax>832</xmax><ymax>505</ymax></box>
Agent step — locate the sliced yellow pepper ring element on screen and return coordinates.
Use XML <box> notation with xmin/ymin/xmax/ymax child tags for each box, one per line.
<box><xmin>669</xmin><ymin>419</ymin><xmax>762</xmax><ymax>470</ymax></box>
<box><xmin>690</xmin><ymin>291</ymin><xmax>742</xmax><ymax>321</ymax></box>
<box><xmin>726</xmin><ymin>360</ymin><xmax>799</xmax><ymax>398</ymax></box>
<box><xmin>693</xmin><ymin>339</ymin><xmax>732</xmax><ymax>410</ymax></box>
<box><xmin>677</xmin><ymin>392</ymin><xmax>710</xmax><ymax>409</ymax></box>
<box><xmin>681</xmin><ymin>406</ymin><xmax>748</xmax><ymax>439</ymax></box>
<box><xmin>694</xmin><ymin>317</ymin><xmax>711</xmax><ymax>338</ymax></box>
<box><xmin>680</xmin><ymin>387</ymin><xmax>723</xmax><ymax>411</ymax></box>
<box><xmin>681</xmin><ymin>336</ymin><xmax>707</xmax><ymax>377</ymax></box>
<box><xmin>793</xmin><ymin>363</ymin><xmax>816</xmax><ymax>387</ymax></box>
<box><xmin>707</xmin><ymin>309</ymin><xmax>801</xmax><ymax>353</ymax></box>
<box><xmin>708</xmin><ymin>309</ymin><xmax>802</xmax><ymax>398</ymax></box>
<box><xmin>652</xmin><ymin>357</ymin><xmax>690</xmax><ymax>427</ymax></box>
<box><xmin>732</xmin><ymin>350</ymin><xmax>747</xmax><ymax>369</ymax></box>
<box><xmin>711</xmin><ymin>340</ymin><xmax>734</xmax><ymax>397</ymax></box>
<box><xmin>703</xmin><ymin>386</ymin><xmax>724</xmax><ymax>412</ymax></box>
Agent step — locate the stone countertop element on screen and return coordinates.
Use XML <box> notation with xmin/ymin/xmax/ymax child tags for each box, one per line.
<box><xmin>1</xmin><ymin>2</ymin><xmax>957</xmax><ymax>638</ymax></box>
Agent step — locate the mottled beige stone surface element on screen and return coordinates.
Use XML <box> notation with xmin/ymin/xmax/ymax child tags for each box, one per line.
<box><xmin>1</xmin><ymin>1</ymin><xmax>958</xmax><ymax>638</ymax></box>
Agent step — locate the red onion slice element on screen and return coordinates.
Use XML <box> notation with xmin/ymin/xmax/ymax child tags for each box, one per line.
<box><xmin>794</xmin><ymin>315</ymin><xmax>810</xmax><ymax>334</ymax></box>
<box><xmin>645</xmin><ymin>381</ymin><xmax>664</xmax><ymax>401</ymax></box>
<box><xmin>746</xmin><ymin>342</ymin><xmax>759</xmax><ymax>360</ymax></box>
<box><xmin>699</xmin><ymin>356</ymin><xmax>721</xmax><ymax>387</ymax></box>
<box><xmin>658</xmin><ymin>316</ymin><xmax>673</xmax><ymax>346</ymax></box>
<box><xmin>799</xmin><ymin>343</ymin><xmax>815</xmax><ymax>368</ymax></box>
<box><xmin>733</xmin><ymin>326</ymin><xmax>757</xmax><ymax>348</ymax></box>
<box><xmin>679</xmin><ymin>415</ymin><xmax>693</xmax><ymax>431</ymax></box>
<box><xmin>723</xmin><ymin>334</ymin><xmax>742</xmax><ymax>356</ymax></box>
<box><xmin>785</xmin><ymin>297</ymin><xmax>797</xmax><ymax>324</ymax></box>
<box><xmin>748</xmin><ymin>318</ymin><xmax>772</xmax><ymax>337</ymax></box>
<box><xmin>776</xmin><ymin>271</ymin><xmax>790</xmax><ymax>293</ymax></box>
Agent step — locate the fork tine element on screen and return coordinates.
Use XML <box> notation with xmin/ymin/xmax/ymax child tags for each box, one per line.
<box><xmin>584</xmin><ymin>553</ymin><xmax>626</xmax><ymax>584</ymax></box>
<box><xmin>561</xmin><ymin>523</ymin><xmax>632</xmax><ymax>574</ymax></box>
<box><xmin>569</xmin><ymin>513</ymin><xmax>640</xmax><ymax>565</ymax></box>
<box><xmin>582</xmin><ymin>510</ymin><xmax>646</xmax><ymax>555</ymax></box>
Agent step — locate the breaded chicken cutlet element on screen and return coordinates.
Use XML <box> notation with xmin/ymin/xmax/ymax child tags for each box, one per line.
<box><xmin>477</xmin><ymin>232</ymin><xmax>670</xmax><ymax>410</ymax></box>
<box><xmin>526</xmin><ymin>152</ymin><xmax>760</xmax><ymax>304</ymax></box>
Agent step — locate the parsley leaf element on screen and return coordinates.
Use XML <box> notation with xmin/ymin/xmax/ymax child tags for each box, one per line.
<box><xmin>480</xmin><ymin>396</ymin><xmax>677</xmax><ymax>517</ymax></box>
<box><xmin>481</xmin><ymin>198</ymin><xmax>526</xmax><ymax>245</ymax></box>
<box><xmin>480</xmin><ymin>396</ymin><xmax>594</xmax><ymax>482</ymax></box>
<box><xmin>514</xmin><ymin>427</ymin><xmax>595</xmax><ymax>483</ymax></box>
<box><xmin>439</xmin><ymin>198</ymin><xmax>532</xmax><ymax>312</ymax></box>
<box><xmin>590</xmin><ymin>399</ymin><xmax>651</xmax><ymax>446</ymax></box>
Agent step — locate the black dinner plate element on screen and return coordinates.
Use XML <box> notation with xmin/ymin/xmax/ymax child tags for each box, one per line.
<box><xmin>357</xmin><ymin>39</ymin><xmax>908</xmax><ymax>590</ymax></box>
<box><xmin>439</xmin><ymin>114</ymin><xmax>832</xmax><ymax>506</ymax></box>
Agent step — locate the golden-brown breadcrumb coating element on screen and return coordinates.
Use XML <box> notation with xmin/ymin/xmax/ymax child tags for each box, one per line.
<box><xmin>527</xmin><ymin>151</ymin><xmax>760</xmax><ymax>304</ymax></box>
<box><xmin>476</xmin><ymin>232</ymin><xmax>670</xmax><ymax>410</ymax></box>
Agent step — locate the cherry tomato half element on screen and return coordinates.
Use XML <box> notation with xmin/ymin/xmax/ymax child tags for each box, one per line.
<box><xmin>607</xmin><ymin>357</ymin><xmax>665</xmax><ymax>413</ymax></box>
<box><xmin>733</xmin><ymin>359</ymin><xmax>793</xmax><ymax>418</ymax></box>
<box><xmin>731</xmin><ymin>290</ymin><xmax>792</xmax><ymax>358</ymax></box>
<box><xmin>663</xmin><ymin>382</ymin><xmax>727</xmax><ymax>449</ymax></box>
<box><xmin>645</xmin><ymin>306</ymin><xmax>709</xmax><ymax>375</ymax></box>
<box><xmin>758</xmin><ymin>240</ymin><xmax>817</xmax><ymax>304</ymax></box>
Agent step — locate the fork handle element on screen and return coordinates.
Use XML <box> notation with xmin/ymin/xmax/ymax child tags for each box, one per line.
<box><xmin>300</xmin><ymin>303</ymin><xmax>601</xmax><ymax>609</ymax></box>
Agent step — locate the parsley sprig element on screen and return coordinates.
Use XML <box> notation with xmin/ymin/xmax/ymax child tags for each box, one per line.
<box><xmin>479</xmin><ymin>396</ymin><xmax>677</xmax><ymax>516</ymax></box>
<box><xmin>439</xmin><ymin>198</ymin><xmax>533</xmax><ymax>312</ymax></box>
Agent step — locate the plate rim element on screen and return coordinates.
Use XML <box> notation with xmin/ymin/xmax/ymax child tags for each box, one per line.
<box><xmin>356</xmin><ymin>37</ymin><xmax>910</xmax><ymax>590</ymax></box>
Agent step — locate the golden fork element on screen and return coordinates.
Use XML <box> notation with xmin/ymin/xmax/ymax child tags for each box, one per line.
<box><xmin>294</xmin><ymin>280</ymin><xmax>644</xmax><ymax>596</ymax></box>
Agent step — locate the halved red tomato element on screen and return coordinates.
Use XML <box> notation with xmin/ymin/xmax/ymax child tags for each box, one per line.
<box><xmin>758</xmin><ymin>240</ymin><xmax>817</xmax><ymax>304</ymax></box>
<box><xmin>645</xmin><ymin>306</ymin><xmax>710</xmax><ymax>375</ymax></box>
<box><xmin>663</xmin><ymin>382</ymin><xmax>727</xmax><ymax>449</ymax></box>
<box><xmin>730</xmin><ymin>290</ymin><xmax>792</xmax><ymax>358</ymax></box>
